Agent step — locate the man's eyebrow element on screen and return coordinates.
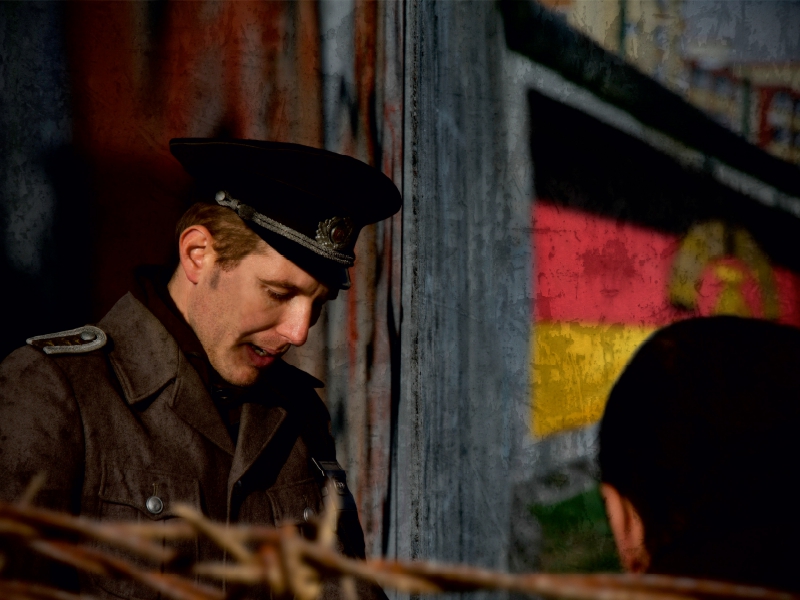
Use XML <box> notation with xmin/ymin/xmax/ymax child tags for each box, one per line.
<box><xmin>259</xmin><ymin>278</ymin><xmax>334</xmax><ymax>299</ymax></box>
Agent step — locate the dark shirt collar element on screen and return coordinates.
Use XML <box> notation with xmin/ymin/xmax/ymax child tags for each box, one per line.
<box><xmin>131</xmin><ymin>266</ymin><xmax>206</xmax><ymax>357</ymax></box>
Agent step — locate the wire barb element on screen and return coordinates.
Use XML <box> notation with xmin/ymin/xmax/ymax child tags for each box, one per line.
<box><xmin>17</xmin><ymin>472</ymin><xmax>47</xmax><ymax>507</ymax></box>
<box><xmin>0</xmin><ymin>491</ymin><xmax>797</xmax><ymax>600</ymax></box>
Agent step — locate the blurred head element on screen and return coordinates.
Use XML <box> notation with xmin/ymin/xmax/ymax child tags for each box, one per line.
<box><xmin>599</xmin><ymin>316</ymin><xmax>800</xmax><ymax>590</ymax></box>
<box><xmin>168</xmin><ymin>204</ymin><xmax>335</xmax><ymax>387</ymax></box>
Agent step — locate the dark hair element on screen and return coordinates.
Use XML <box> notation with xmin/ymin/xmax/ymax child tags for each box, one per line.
<box><xmin>599</xmin><ymin>316</ymin><xmax>800</xmax><ymax>590</ymax></box>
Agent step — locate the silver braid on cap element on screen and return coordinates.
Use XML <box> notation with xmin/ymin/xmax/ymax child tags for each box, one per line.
<box><xmin>214</xmin><ymin>191</ymin><xmax>354</xmax><ymax>266</ymax></box>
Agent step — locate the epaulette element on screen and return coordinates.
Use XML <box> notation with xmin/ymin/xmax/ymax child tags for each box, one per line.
<box><xmin>26</xmin><ymin>325</ymin><xmax>108</xmax><ymax>355</ymax></box>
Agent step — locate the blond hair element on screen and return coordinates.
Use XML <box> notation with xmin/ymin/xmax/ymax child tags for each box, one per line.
<box><xmin>175</xmin><ymin>203</ymin><xmax>265</xmax><ymax>271</ymax></box>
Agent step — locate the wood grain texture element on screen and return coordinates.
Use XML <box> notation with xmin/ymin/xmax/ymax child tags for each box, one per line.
<box><xmin>391</xmin><ymin>4</ymin><xmax>531</xmax><ymax>597</ymax></box>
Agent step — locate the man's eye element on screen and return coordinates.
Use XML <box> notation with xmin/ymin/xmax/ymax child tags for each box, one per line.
<box><xmin>267</xmin><ymin>289</ymin><xmax>290</xmax><ymax>301</ymax></box>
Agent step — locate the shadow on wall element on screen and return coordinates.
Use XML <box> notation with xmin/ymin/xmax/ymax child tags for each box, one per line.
<box><xmin>0</xmin><ymin>147</ymin><xmax>94</xmax><ymax>361</ymax></box>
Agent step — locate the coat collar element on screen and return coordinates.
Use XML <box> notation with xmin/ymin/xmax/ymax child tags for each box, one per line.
<box><xmin>99</xmin><ymin>293</ymin><xmax>178</xmax><ymax>403</ymax></box>
<box><xmin>171</xmin><ymin>352</ymin><xmax>236</xmax><ymax>456</ymax></box>
<box><xmin>99</xmin><ymin>293</ymin><xmax>235</xmax><ymax>456</ymax></box>
<box><xmin>98</xmin><ymin>293</ymin><xmax>321</xmax><ymax>470</ymax></box>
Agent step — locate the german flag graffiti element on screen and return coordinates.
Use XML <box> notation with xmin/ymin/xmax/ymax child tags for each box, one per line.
<box><xmin>532</xmin><ymin>200</ymin><xmax>800</xmax><ymax>438</ymax></box>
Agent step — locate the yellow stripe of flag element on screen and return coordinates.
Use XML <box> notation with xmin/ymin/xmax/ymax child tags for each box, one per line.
<box><xmin>532</xmin><ymin>322</ymin><xmax>657</xmax><ymax>438</ymax></box>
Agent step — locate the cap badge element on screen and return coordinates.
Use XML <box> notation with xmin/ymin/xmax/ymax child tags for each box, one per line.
<box><xmin>316</xmin><ymin>216</ymin><xmax>354</xmax><ymax>251</ymax></box>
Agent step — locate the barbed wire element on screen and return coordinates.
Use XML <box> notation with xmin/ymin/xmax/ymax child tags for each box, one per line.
<box><xmin>0</xmin><ymin>480</ymin><xmax>796</xmax><ymax>600</ymax></box>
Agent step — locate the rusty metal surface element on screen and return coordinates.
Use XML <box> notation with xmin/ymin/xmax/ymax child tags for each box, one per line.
<box><xmin>64</xmin><ymin>0</ymin><xmax>324</xmax><ymax>316</ymax></box>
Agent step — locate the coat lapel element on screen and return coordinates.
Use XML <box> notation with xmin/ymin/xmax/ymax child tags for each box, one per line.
<box><xmin>228</xmin><ymin>401</ymin><xmax>287</xmax><ymax>489</ymax></box>
<box><xmin>102</xmin><ymin>294</ymin><xmax>300</xmax><ymax>480</ymax></box>
<box><xmin>227</xmin><ymin>362</ymin><xmax>309</xmax><ymax>489</ymax></box>
<box><xmin>100</xmin><ymin>293</ymin><xmax>235</xmax><ymax>456</ymax></box>
<box><xmin>169</xmin><ymin>352</ymin><xmax>235</xmax><ymax>456</ymax></box>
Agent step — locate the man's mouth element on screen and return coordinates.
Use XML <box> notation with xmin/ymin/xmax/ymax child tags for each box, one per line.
<box><xmin>244</xmin><ymin>343</ymin><xmax>283</xmax><ymax>368</ymax></box>
<box><xmin>250</xmin><ymin>344</ymin><xmax>269</xmax><ymax>357</ymax></box>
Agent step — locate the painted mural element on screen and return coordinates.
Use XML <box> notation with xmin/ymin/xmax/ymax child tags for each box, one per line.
<box><xmin>528</xmin><ymin>70</ymin><xmax>800</xmax><ymax>445</ymax></box>
<box><xmin>532</xmin><ymin>201</ymin><xmax>800</xmax><ymax>438</ymax></box>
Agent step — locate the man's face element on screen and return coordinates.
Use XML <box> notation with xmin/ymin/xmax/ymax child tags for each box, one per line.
<box><xmin>186</xmin><ymin>241</ymin><xmax>333</xmax><ymax>387</ymax></box>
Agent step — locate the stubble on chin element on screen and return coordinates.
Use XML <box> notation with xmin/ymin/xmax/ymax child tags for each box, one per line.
<box><xmin>207</xmin><ymin>347</ymin><xmax>260</xmax><ymax>388</ymax></box>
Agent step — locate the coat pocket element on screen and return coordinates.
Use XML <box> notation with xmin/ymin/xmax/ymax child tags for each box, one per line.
<box><xmin>266</xmin><ymin>477</ymin><xmax>323</xmax><ymax>526</ymax></box>
<box><xmin>268</xmin><ymin>476</ymin><xmax>366</xmax><ymax>559</ymax></box>
<box><xmin>88</xmin><ymin>467</ymin><xmax>202</xmax><ymax>600</ymax></box>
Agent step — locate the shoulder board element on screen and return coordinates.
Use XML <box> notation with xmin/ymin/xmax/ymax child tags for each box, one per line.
<box><xmin>26</xmin><ymin>325</ymin><xmax>108</xmax><ymax>355</ymax></box>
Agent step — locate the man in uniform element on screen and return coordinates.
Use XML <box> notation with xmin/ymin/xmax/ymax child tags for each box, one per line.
<box><xmin>0</xmin><ymin>138</ymin><xmax>401</xmax><ymax>599</ymax></box>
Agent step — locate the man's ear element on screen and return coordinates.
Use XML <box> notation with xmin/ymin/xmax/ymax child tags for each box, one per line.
<box><xmin>600</xmin><ymin>482</ymin><xmax>650</xmax><ymax>573</ymax></box>
<box><xmin>177</xmin><ymin>225</ymin><xmax>214</xmax><ymax>285</ymax></box>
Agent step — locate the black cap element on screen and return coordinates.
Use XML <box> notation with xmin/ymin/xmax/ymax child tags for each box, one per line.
<box><xmin>169</xmin><ymin>138</ymin><xmax>402</xmax><ymax>288</ymax></box>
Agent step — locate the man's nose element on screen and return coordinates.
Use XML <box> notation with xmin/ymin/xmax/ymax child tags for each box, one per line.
<box><xmin>276</xmin><ymin>302</ymin><xmax>312</xmax><ymax>347</ymax></box>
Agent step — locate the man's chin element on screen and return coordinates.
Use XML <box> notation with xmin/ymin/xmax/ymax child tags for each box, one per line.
<box><xmin>212</xmin><ymin>357</ymin><xmax>272</xmax><ymax>388</ymax></box>
<box><xmin>217</xmin><ymin>367</ymin><xmax>261</xmax><ymax>388</ymax></box>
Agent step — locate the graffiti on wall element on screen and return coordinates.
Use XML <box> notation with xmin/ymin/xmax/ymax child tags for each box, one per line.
<box><xmin>528</xmin><ymin>88</ymin><xmax>800</xmax><ymax>441</ymax></box>
<box><xmin>532</xmin><ymin>201</ymin><xmax>800</xmax><ymax>438</ymax></box>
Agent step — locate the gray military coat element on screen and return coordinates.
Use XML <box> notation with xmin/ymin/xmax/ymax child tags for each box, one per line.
<box><xmin>0</xmin><ymin>293</ymin><xmax>374</xmax><ymax>600</ymax></box>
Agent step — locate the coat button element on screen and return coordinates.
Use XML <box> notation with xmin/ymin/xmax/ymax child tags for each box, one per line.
<box><xmin>145</xmin><ymin>496</ymin><xmax>164</xmax><ymax>515</ymax></box>
<box><xmin>303</xmin><ymin>507</ymin><xmax>316</xmax><ymax>522</ymax></box>
<box><xmin>80</xmin><ymin>330</ymin><xmax>97</xmax><ymax>341</ymax></box>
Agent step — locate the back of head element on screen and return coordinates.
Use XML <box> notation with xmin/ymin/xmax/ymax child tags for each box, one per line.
<box><xmin>599</xmin><ymin>316</ymin><xmax>800</xmax><ymax>590</ymax></box>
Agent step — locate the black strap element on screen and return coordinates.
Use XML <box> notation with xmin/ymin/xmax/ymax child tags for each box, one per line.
<box><xmin>311</xmin><ymin>458</ymin><xmax>358</xmax><ymax>512</ymax></box>
<box><xmin>310</xmin><ymin>457</ymin><xmax>366</xmax><ymax>559</ymax></box>
<box><xmin>297</xmin><ymin>389</ymin><xmax>367</xmax><ymax>558</ymax></box>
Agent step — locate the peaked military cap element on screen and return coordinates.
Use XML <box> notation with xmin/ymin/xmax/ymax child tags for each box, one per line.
<box><xmin>169</xmin><ymin>138</ymin><xmax>401</xmax><ymax>288</ymax></box>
